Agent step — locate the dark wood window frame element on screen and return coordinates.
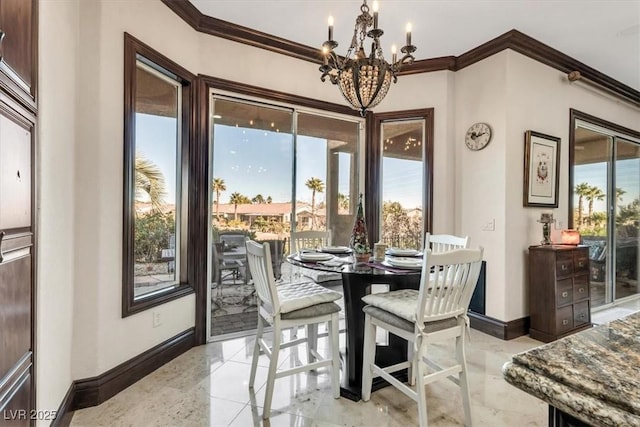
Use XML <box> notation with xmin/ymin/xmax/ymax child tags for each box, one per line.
<box><xmin>365</xmin><ymin>109</ymin><xmax>434</xmax><ymax>245</ymax></box>
<box><xmin>193</xmin><ymin>75</ymin><xmax>361</xmax><ymax>343</ymax></box>
<box><xmin>122</xmin><ymin>33</ymin><xmax>196</xmax><ymax>317</ymax></box>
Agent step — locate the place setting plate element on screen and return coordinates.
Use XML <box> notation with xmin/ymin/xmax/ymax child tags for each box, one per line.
<box><xmin>297</xmin><ymin>251</ymin><xmax>335</xmax><ymax>262</ymax></box>
<box><xmin>383</xmin><ymin>257</ymin><xmax>423</xmax><ymax>270</ymax></box>
<box><xmin>386</xmin><ymin>248</ymin><xmax>422</xmax><ymax>257</ymax></box>
<box><xmin>320</xmin><ymin>246</ymin><xmax>352</xmax><ymax>254</ymax></box>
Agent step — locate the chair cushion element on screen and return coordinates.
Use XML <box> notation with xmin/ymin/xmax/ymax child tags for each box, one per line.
<box><xmin>301</xmin><ymin>267</ymin><xmax>342</xmax><ymax>283</ymax></box>
<box><xmin>282</xmin><ymin>302</ymin><xmax>341</xmax><ymax>320</ymax></box>
<box><xmin>362</xmin><ymin>289</ymin><xmax>420</xmax><ymax>322</ymax></box>
<box><xmin>363</xmin><ymin>306</ymin><xmax>459</xmax><ymax>334</ymax></box>
<box><xmin>277</xmin><ymin>281</ymin><xmax>342</xmax><ymax>314</ymax></box>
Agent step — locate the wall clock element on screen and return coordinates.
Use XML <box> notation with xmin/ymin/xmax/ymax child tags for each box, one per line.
<box><xmin>465</xmin><ymin>122</ymin><xmax>492</xmax><ymax>151</ymax></box>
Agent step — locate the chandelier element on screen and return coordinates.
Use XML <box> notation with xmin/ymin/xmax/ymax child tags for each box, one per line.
<box><xmin>319</xmin><ymin>0</ymin><xmax>416</xmax><ymax>116</ymax></box>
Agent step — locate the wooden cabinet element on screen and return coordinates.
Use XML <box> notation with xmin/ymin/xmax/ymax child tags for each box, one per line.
<box><xmin>529</xmin><ymin>245</ymin><xmax>592</xmax><ymax>343</ymax></box>
<box><xmin>0</xmin><ymin>0</ymin><xmax>37</xmax><ymax>419</ymax></box>
<box><xmin>0</xmin><ymin>0</ymin><xmax>37</xmax><ymax>109</ymax></box>
<box><xmin>0</xmin><ymin>14</ymin><xmax>36</xmax><ymax>419</ymax></box>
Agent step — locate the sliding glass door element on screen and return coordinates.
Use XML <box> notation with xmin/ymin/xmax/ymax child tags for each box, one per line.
<box><xmin>207</xmin><ymin>95</ymin><xmax>362</xmax><ymax>339</ymax></box>
<box><xmin>572</xmin><ymin>117</ymin><xmax>640</xmax><ymax>309</ymax></box>
<box><xmin>209</xmin><ymin>97</ymin><xmax>294</xmax><ymax>336</ymax></box>
<box><xmin>613</xmin><ymin>138</ymin><xmax>640</xmax><ymax>302</ymax></box>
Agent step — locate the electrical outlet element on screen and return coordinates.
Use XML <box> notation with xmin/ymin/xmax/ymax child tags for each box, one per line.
<box><xmin>482</xmin><ymin>219</ymin><xmax>495</xmax><ymax>231</ymax></box>
<box><xmin>152</xmin><ymin>311</ymin><xmax>162</xmax><ymax>328</ymax></box>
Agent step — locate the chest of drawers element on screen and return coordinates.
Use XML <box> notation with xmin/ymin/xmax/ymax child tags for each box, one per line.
<box><xmin>528</xmin><ymin>245</ymin><xmax>591</xmax><ymax>342</ymax></box>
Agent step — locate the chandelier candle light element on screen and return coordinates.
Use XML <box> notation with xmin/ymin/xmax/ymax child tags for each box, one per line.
<box><xmin>319</xmin><ymin>0</ymin><xmax>417</xmax><ymax>116</ymax></box>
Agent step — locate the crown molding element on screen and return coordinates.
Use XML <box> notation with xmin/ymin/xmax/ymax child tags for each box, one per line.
<box><xmin>161</xmin><ymin>0</ymin><xmax>640</xmax><ymax>105</ymax></box>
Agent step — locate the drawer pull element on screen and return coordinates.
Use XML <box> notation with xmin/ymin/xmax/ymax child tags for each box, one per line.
<box><xmin>578</xmin><ymin>288</ymin><xmax>585</xmax><ymax>293</ymax></box>
<box><xmin>579</xmin><ymin>314</ymin><xmax>586</xmax><ymax>320</ymax></box>
<box><xmin>561</xmin><ymin>264</ymin><xmax>568</xmax><ymax>271</ymax></box>
<box><xmin>562</xmin><ymin>291</ymin><xmax>568</xmax><ymax>298</ymax></box>
<box><xmin>0</xmin><ymin>230</ymin><xmax>4</xmax><ymax>263</ymax></box>
<box><xmin>562</xmin><ymin>319</ymin><xmax>569</xmax><ymax>325</ymax></box>
<box><xmin>578</xmin><ymin>261</ymin><xmax>584</xmax><ymax>267</ymax></box>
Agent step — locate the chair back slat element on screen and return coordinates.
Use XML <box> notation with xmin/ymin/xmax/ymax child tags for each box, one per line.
<box><xmin>425</xmin><ymin>233</ymin><xmax>470</xmax><ymax>253</ymax></box>
<box><xmin>291</xmin><ymin>230</ymin><xmax>332</xmax><ymax>253</ymax></box>
<box><xmin>245</xmin><ymin>239</ymin><xmax>279</xmax><ymax>313</ymax></box>
<box><xmin>417</xmin><ymin>248</ymin><xmax>483</xmax><ymax>322</ymax></box>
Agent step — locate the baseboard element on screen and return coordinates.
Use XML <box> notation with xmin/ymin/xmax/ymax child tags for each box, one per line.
<box><xmin>468</xmin><ymin>312</ymin><xmax>530</xmax><ymax>340</ymax></box>
<box><xmin>53</xmin><ymin>327</ymin><xmax>196</xmax><ymax>424</ymax></box>
<box><xmin>50</xmin><ymin>383</ymin><xmax>75</xmax><ymax>427</ymax></box>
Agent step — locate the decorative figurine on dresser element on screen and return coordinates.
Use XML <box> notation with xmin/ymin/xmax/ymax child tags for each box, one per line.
<box><xmin>528</xmin><ymin>244</ymin><xmax>591</xmax><ymax>342</ymax></box>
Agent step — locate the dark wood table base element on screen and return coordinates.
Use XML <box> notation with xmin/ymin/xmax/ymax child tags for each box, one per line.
<box><xmin>339</xmin><ymin>268</ymin><xmax>421</xmax><ymax>401</ymax></box>
<box><xmin>548</xmin><ymin>406</ymin><xmax>592</xmax><ymax>427</ymax></box>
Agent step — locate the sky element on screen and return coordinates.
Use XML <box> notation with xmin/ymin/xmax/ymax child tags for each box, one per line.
<box><xmin>210</xmin><ymin>123</ymin><xmax>423</xmax><ymax>208</ymax></box>
<box><xmin>136</xmin><ymin>113</ymin><xmax>178</xmax><ymax>203</ymax></box>
<box><xmin>574</xmin><ymin>159</ymin><xmax>639</xmax><ymax>214</ymax></box>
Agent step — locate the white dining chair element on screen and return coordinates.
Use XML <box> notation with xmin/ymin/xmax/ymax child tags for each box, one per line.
<box><xmin>361</xmin><ymin>247</ymin><xmax>484</xmax><ymax>427</ymax></box>
<box><xmin>291</xmin><ymin>230</ymin><xmax>333</xmax><ymax>252</ymax></box>
<box><xmin>424</xmin><ymin>232</ymin><xmax>469</xmax><ymax>252</ymax></box>
<box><xmin>290</xmin><ymin>230</ymin><xmax>341</xmax><ymax>284</ymax></box>
<box><xmin>245</xmin><ymin>239</ymin><xmax>342</xmax><ymax>419</ymax></box>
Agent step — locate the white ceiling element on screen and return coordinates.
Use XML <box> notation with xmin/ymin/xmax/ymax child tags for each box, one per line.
<box><xmin>190</xmin><ymin>0</ymin><xmax>640</xmax><ymax>91</ymax></box>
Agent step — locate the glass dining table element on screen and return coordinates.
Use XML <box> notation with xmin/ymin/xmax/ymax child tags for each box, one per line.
<box><xmin>286</xmin><ymin>252</ymin><xmax>422</xmax><ymax>401</ymax></box>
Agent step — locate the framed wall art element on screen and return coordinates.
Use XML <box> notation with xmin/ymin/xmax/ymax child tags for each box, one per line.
<box><xmin>523</xmin><ymin>130</ymin><xmax>561</xmax><ymax>207</ymax></box>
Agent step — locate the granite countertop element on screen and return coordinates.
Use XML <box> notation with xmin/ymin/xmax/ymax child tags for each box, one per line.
<box><xmin>503</xmin><ymin>311</ymin><xmax>640</xmax><ymax>426</ymax></box>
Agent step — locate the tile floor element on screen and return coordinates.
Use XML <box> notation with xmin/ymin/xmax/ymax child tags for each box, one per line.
<box><xmin>70</xmin><ymin>327</ymin><xmax>550</xmax><ymax>427</ymax></box>
<box><xmin>71</xmin><ymin>293</ymin><xmax>640</xmax><ymax>427</ymax></box>
<box><xmin>591</xmin><ymin>297</ymin><xmax>640</xmax><ymax>324</ymax></box>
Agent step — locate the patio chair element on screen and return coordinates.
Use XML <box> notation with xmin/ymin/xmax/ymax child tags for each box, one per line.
<box><xmin>245</xmin><ymin>239</ymin><xmax>342</xmax><ymax>419</ymax></box>
<box><xmin>361</xmin><ymin>247</ymin><xmax>484</xmax><ymax>427</ymax></box>
<box><xmin>212</xmin><ymin>242</ymin><xmax>245</xmax><ymax>312</ymax></box>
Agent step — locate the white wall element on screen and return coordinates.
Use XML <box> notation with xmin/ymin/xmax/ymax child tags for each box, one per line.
<box><xmin>36</xmin><ymin>0</ymin><xmax>79</xmax><ymax>420</ymax></box>
<box><xmin>503</xmin><ymin>51</ymin><xmax>639</xmax><ymax>321</ymax></box>
<box><xmin>455</xmin><ymin>52</ymin><xmax>510</xmax><ymax>320</ymax></box>
<box><xmin>70</xmin><ymin>0</ymin><xmax>201</xmax><ymax>379</ymax></box>
<box><xmin>69</xmin><ymin>0</ymin><xmax>349</xmax><ymax>379</ymax></box>
<box><xmin>455</xmin><ymin>50</ymin><xmax>640</xmax><ymax>322</ymax></box>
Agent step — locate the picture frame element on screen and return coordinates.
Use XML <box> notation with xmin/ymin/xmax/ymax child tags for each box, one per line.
<box><xmin>523</xmin><ymin>130</ymin><xmax>561</xmax><ymax>207</ymax></box>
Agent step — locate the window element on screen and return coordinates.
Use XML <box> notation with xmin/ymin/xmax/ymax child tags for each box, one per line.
<box><xmin>122</xmin><ymin>34</ymin><xmax>194</xmax><ymax>316</ymax></box>
<box><xmin>366</xmin><ymin>109</ymin><xmax>434</xmax><ymax>247</ymax></box>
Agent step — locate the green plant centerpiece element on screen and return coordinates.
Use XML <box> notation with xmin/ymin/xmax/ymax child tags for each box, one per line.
<box><xmin>350</xmin><ymin>194</ymin><xmax>371</xmax><ymax>262</ymax></box>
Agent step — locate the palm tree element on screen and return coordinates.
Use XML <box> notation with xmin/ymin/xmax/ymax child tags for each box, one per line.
<box><xmin>252</xmin><ymin>194</ymin><xmax>265</xmax><ymax>204</ymax></box>
<box><xmin>305</xmin><ymin>177</ymin><xmax>325</xmax><ymax>229</ymax></box>
<box><xmin>574</xmin><ymin>182</ymin><xmax>590</xmax><ymax>228</ymax></box>
<box><xmin>616</xmin><ymin>187</ymin><xmax>626</xmax><ymax>203</ymax></box>
<box><xmin>585</xmin><ymin>185</ymin><xmax>605</xmax><ymax>225</ymax></box>
<box><xmin>229</xmin><ymin>192</ymin><xmax>244</xmax><ymax>221</ymax></box>
<box><xmin>212</xmin><ymin>178</ymin><xmax>226</xmax><ymax>219</ymax></box>
<box><xmin>266</xmin><ymin>196</ymin><xmax>273</xmax><ymax>204</ymax></box>
<box><xmin>135</xmin><ymin>155</ymin><xmax>166</xmax><ymax>211</ymax></box>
